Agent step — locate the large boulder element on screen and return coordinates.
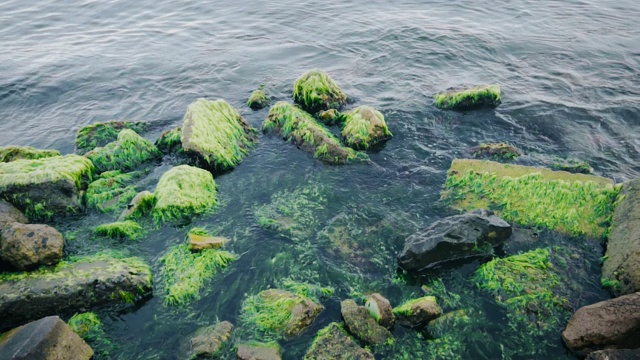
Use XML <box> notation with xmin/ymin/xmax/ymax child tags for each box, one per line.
<box><xmin>75</xmin><ymin>120</ymin><xmax>148</xmax><ymax>155</ymax></box>
<box><xmin>304</xmin><ymin>322</ymin><xmax>374</xmax><ymax>360</ymax></box>
<box><xmin>0</xmin><ymin>316</ymin><xmax>93</xmax><ymax>360</ymax></box>
<box><xmin>293</xmin><ymin>69</ymin><xmax>347</xmax><ymax>114</ymax></box>
<box><xmin>602</xmin><ymin>178</ymin><xmax>640</xmax><ymax>295</ymax></box>
<box><xmin>393</xmin><ymin>296</ymin><xmax>442</xmax><ymax>328</ymax></box>
<box><xmin>0</xmin><ymin>146</ymin><xmax>60</xmax><ymax>163</ymax></box>
<box><xmin>0</xmin><ymin>254</ymin><xmax>152</xmax><ymax>331</ymax></box>
<box><xmin>0</xmin><ymin>200</ymin><xmax>28</xmax><ymax>229</ymax></box>
<box><xmin>340</xmin><ymin>299</ymin><xmax>393</xmax><ymax>346</ymax></box>
<box><xmin>340</xmin><ymin>106</ymin><xmax>392</xmax><ymax>150</ymax></box>
<box><xmin>0</xmin><ymin>223</ymin><xmax>64</xmax><ymax>270</ymax></box>
<box><xmin>237</xmin><ymin>342</ymin><xmax>281</xmax><ymax>360</ymax></box>
<box><xmin>586</xmin><ymin>349</ymin><xmax>640</xmax><ymax>360</ymax></box>
<box><xmin>397</xmin><ymin>209</ymin><xmax>512</xmax><ymax>271</ymax></box>
<box><xmin>562</xmin><ymin>292</ymin><xmax>640</xmax><ymax>357</ymax></box>
<box><xmin>85</xmin><ymin>129</ymin><xmax>161</xmax><ymax>174</ymax></box>
<box><xmin>434</xmin><ymin>84</ymin><xmax>501</xmax><ymax>110</ymax></box>
<box><xmin>187</xmin><ymin>321</ymin><xmax>234</xmax><ymax>359</ymax></box>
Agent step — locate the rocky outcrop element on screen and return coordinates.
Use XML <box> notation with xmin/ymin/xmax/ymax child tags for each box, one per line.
<box><xmin>293</xmin><ymin>69</ymin><xmax>346</xmax><ymax>114</ymax></box>
<box><xmin>562</xmin><ymin>292</ymin><xmax>640</xmax><ymax>357</ymax></box>
<box><xmin>586</xmin><ymin>349</ymin><xmax>640</xmax><ymax>360</ymax></box>
<box><xmin>75</xmin><ymin>120</ymin><xmax>148</xmax><ymax>155</ymax></box>
<box><xmin>340</xmin><ymin>299</ymin><xmax>393</xmax><ymax>346</ymax></box>
<box><xmin>398</xmin><ymin>209</ymin><xmax>512</xmax><ymax>271</ymax></box>
<box><xmin>85</xmin><ymin>129</ymin><xmax>161</xmax><ymax>174</ymax></box>
<box><xmin>0</xmin><ymin>222</ymin><xmax>63</xmax><ymax>270</ymax></box>
<box><xmin>0</xmin><ymin>316</ymin><xmax>93</xmax><ymax>360</ymax></box>
<box><xmin>188</xmin><ymin>321</ymin><xmax>234</xmax><ymax>359</ymax></box>
<box><xmin>393</xmin><ymin>296</ymin><xmax>442</xmax><ymax>328</ymax></box>
<box><xmin>237</xmin><ymin>342</ymin><xmax>281</xmax><ymax>360</ymax></box>
<box><xmin>365</xmin><ymin>293</ymin><xmax>395</xmax><ymax>329</ymax></box>
<box><xmin>304</xmin><ymin>323</ymin><xmax>374</xmax><ymax>360</ymax></box>
<box><xmin>341</xmin><ymin>106</ymin><xmax>392</xmax><ymax>150</ymax></box>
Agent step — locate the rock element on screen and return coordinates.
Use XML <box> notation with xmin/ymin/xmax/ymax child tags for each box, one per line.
<box><xmin>85</xmin><ymin>129</ymin><xmax>161</xmax><ymax>174</ymax></box>
<box><xmin>189</xmin><ymin>321</ymin><xmax>234</xmax><ymax>359</ymax></box>
<box><xmin>248</xmin><ymin>88</ymin><xmax>270</xmax><ymax>110</ymax></box>
<box><xmin>293</xmin><ymin>69</ymin><xmax>346</xmax><ymax>114</ymax></box>
<box><xmin>0</xmin><ymin>223</ymin><xmax>64</xmax><ymax>270</ymax></box>
<box><xmin>317</xmin><ymin>109</ymin><xmax>341</xmax><ymax>125</ymax></box>
<box><xmin>85</xmin><ymin>171</ymin><xmax>140</xmax><ymax>213</ymax></box>
<box><xmin>0</xmin><ymin>146</ymin><xmax>60</xmax><ymax>163</ymax></box>
<box><xmin>152</xmin><ymin>165</ymin><xmax>217</xmax><ymax>225</ymax></box>
<box><xmin>365</xmin><ymin>293</ymin><xmax>395</xmax><ymax>329</ymax></box>
<box><xmin>0</xmin><ymin>155</ymin><xmax>93</xmax><ymax>220</ymax></box>
<box><xmin>188</xmin><ymin>233</ymin><xmax>229</xmax><ymax>251</ymax></box>
<box><xmin>180</xmin><ymin>98</ymin><xmax>258</xmax><ymax>171</ymax></box>
<box><xmin>0</xmin><ymin>316</ymin><xmax>93</xmax><ymax>360</ymax></box>
<box><xmin>341</xmin><ymin>106</ymin><xmax>392</xmax><ymax>150</ymax></box>
<box><xmin>602</xmin><ymin>178</ymin><xmax>640</xmax><ymax>296</ymax></box>
<box><xmin>304</xmin><ymin>322</ymin><xmax>374</xmax><ymax>360</ymax></box>
<box><xmin>263</xmin><ymin>102</ymin><xmax>365</xmax><ymax>164</ymax></box>
<box><xmin>95</xmin><ymin>220</ymin><xmax>145</xmax><ymax>240</ymax></box>
<box><xmin>75</xmin><ymin>120</ymin><xmax>148</xmax><ymax>155</ymax></box>
<box><xmin>237</xmin><ymin>342</ymin><xmax>281</xmax><ymax>360</ymax></box>
<box><xmin>551</xmin><ymin>159</ymin><xmax>592</xmax><ymax>174</ymax></box>
<box><xmin>434</xmin><ymin>84</ymin><xmax>501</xmax><ymax>110</ymax></box>
<box><xmin>586</xmin><ymin>349</ymin><xmax>640</xmax><ymax>360</ymax></box>
<box><xmin>340</xmin><ymin>299</ymin><xmax>393</xmax><ymax>346</ymax></box>
<box><xmin>470</xmin><ymin>143</ymin><xmax>521</xmax><ymax>161</ymax></box>
<box><xmin>562</xmin><ymin>292</ymin><xmax>640</xmax><ymax>357</ymax></box>
<box><xmin>398</xmin><ymin>209</ymin><xmax>512</xmax><ymax>271</ymax></box>
<box><xmin>118</xmin><ymin>190</ymin><xmax>156</xmax><ymax>221</ymax></box>
<box><xmin>0</xmin><ymin>200</ymin><xmax>28</xmax><ymax>229</ymax></box>
<box><xmin>393</xmin><ymin>296</ymin><xmax>442</xmax><ymax>328</ymax></box>
<box><xmin>0</xmin><ymin>254</ymin><xmax>152</xmax><ymax>331</ymax></box>
<box><xmin>155</xmin><ymin>127</ymin><xmax>183</xmax><ymax>155</ymax></box>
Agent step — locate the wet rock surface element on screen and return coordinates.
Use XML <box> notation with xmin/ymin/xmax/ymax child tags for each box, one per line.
<box><xmin>393</xmin><ymin>296</ymin><xmax>442</xmax><ymax>328</ymax></box>
<box><xmin>304</xmin><ymin>322</ymin><xmax>374</xmax><ymax>360</ymax></box>
<box><xmin>586</xmin><ymin>349</ymin><xmax>640</xmax><ymax>360</ymax></box>
<box><xmin>188</xmin><ymin>321</ymin><xmax>234</xmax><ymax>359</ymax></box>
<box><xmin>340</xmin><ymin>299</ymin><xmax>393</xmax><ymax>346</ymax></box>
<box><xmin>365</xmin><ymin>293</ymin><xmax>395</xmax><ymax>329</ymax></box>
<box><xmin>236</xmin><ymin>343</ymin><xmax>281</xmax><ymax>360</ymax></box>
<box><xmin>0</xmin><ymin>222</ymin><xmax>64</xmax><ymax>270</ymax></box>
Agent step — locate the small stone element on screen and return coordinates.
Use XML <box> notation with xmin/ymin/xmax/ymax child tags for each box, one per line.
<box><xmin>340</xmin><ymin>299</ymin><xmax>393</xmax><ymax>346</ymax></box>
<box><xmin>237</xmin><ymin>343</ymin><xmax>281</xmax><ymax>360</ymax></box>
<box><xmin>189</xmin><ymin>321</ymin><xmax>234</xmax><ymax>359</ymax></box>
<box><xmin>247</xmin><ymin>89</ymin><xmax>270</xmax><ymax>110</ymax></box>
<box><xmin>188</xmin><ymin>233</ymin><xmax>229</xmax><ymax>251</ymax></box>
<box><xmin>393</xmin><ymin>296</ymin><xmax>442</xmax><ymax>328</ymax></box>
<box><xmin>304</xmin><ymin>323</ymin><xmax>374</xmax><ymax>360</ymax></box>
<box><xmin>0</xmin><ymin>223</ymin><xmax>63</xmax><ymax>270</ymax></box>
<box><xmin>365</xmin><ymin>293</ymin><xmax>395</xmax><ymax>329</ymax></box>
<box><xmin>317</xmin><ymin>109</ymin><xmax>341</xmax><ymax>125</ymax></box>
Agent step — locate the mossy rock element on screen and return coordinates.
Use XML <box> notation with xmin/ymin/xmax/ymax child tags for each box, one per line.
<box><xmin>155</xmin><ymin>127</ymin><xmax>183</xmax><ymax>155</ymax></box>
<box><xmin>340</xmin><ymin>299</ymin><xmax>393</xmax><ymax>346</ymax></box>
<box><xmin>152</xmin><ymin>165</ymin><xmax>217</xmax><ymax>225</ymax></box>
<box><xmin>470</xmin><ymin>143</ymin><xmax>521</xmax><ymax>161</ymax></box>
<box><xmin>95</xmin><ymin>220</ymin><xmax>145</xmax><ymax>240</ymax></box>
<box><xmin>186</xmin><ymin>321</ymin><xmax>234</xmax><ymax>359</ymax></box>
<box><xmin>75</xmin><ymin>121</ymin><xmax>148</xmax><ymax>155</ymax></box>
<box><xmin>237</xmin><ymin>342</ymin><xmax>282</xmax><ymax>360</ymax></box>
<box><xmin>181</xmin><ymin>98</ymin><xmax>258</xmax><ymax>171</ymax></box>
<box><xmin>85</xmin><ymin>129</ymin><xmax>161</xmax><ymax>174</ymax></box>
<box><xmin>435</xmin><ymin>84</ymin><xmax>501</xmax><ymax>110</ymax></box>
<box><xmin>85</xmin><ymin>171</ymin><xmax>140</xmax><ymax>213</ymax></box>
<box><xmin>68</xmin><ymin>312</ymin><xmax>113</xmax><ymax>358</ymax></box>
<box><xmin>293</xmin><ymin>69</ymin><xmax>347</xmax><ymax>114</ymax></box>
<box><xmin>248</xmin><ymin>89</ymin><xmax>270</xmax><ymax>110</ymax></box>
<box><xmin>118</xmin><ymin>190</ymin><xmax>156</xmax><ymax>221</ymax></box>
<box><xmin>0</xmin><ymin>146</ymin><xmax>60</xmax><ymax>163</ymax></box>
<box><xmin>393</xmin><ymin>296</ymin><xmax>442</xmax><ymax>328</ymax></box>
<box><xmin>0</xmin><ymin>155</ymin><xmax>94</xmax><ymax>220</ymax></box>
<box><xmin>441</xmin><ymin>159</ymin><xmax>619</xmax><ymax>238</ymax></box>
<box><xmin>263</xmin><ymin>102</ymin><xmax>365</xmax><ymax>164</ymax></box>
<box><xmin>551</xmin><ymin>159</ymin><xmax>592</xmax><ymax>174</ymax></box>
<box><xmin>341</xmin><ymin>106</ymin><xmax>392</xmax><ymax>150</ymax></box>
<box><xmin>304</xmin><ymin>323</ymin><xmax>374</xmax><ymax>360</ymax></box>
<box><xmin>317</xmin><ymin>109</ymin><xmax>341</xmax><ymax>125</ymax></box>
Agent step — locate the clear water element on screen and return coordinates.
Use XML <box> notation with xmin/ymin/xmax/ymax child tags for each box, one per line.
<box><xmin>1</xmin><ymin>0</ymin><xmax>639</xmax><ymax>359</ymax></box>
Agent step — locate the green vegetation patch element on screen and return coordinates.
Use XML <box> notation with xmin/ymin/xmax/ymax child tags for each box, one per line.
<box><xmin>152</xmin><ymin>165</ymin><xmax>217</xmax><ymax>225</ymax></box>
<box><xmin>0</xmin><ymin>146</ymin><xmax>60</xmax><ymax>162</ymax></box>
<box><xmin>159</xmin><ymin>244</ymin><xmax>235</xmax><ymax>306</ymax></box>
<box><xmin>155</xmin><ymin>127</ymin><xmax>183</xmax><ymax>155</ymax></box>
<box><xmin>341</xmin><ymin>106</ymin><xmax>392</xmax><ymax>150</ymax></box>
<box><xmin>263</xmin><ymin>102</ymin><xmax>365</xmax><ymax>164</ymax></box>
<box><xmin>293</xmin><ymin>69</ymin><xmax>347</xmax><ymax>114</ymax></box>
<box><xmin>95</xmin><ymin>220</ymin><xmax>145</xmax><ymax>240</ymax></box>
<box><xmin>181</xmin><ymin>98</ymin><xmax>258</xmax><ymax>170</ymax></box>
<box><xmin>75</xmin><ymin>120</ymin><xmax>148</xmax><ymax>155</ymax></box>
<box><xmin>441</xmin><ymin>159</ymin><xmax>619</xmax><ymax>238</ymax></box>
<box><xmin>281</xmin><ymin>279</ymin><xmax>334</xmax><ymax>301</ymax></box>
<box><xmin>435</xmin><ymin>84</ymin><xmax>501</xmax><ymax>110</ymax></box>
<box><xmin>68</xmin><ymin>312</ymin><xmax>113</xmax><ymax>358</ymax></box>
<box><xmin>118</xmin><ymin>190</ymin><xmax>156</xmax><ymax>221</ymax></box>
<box><xmin>470</xmin><ymin>143</ymin><xmax>521</xmax><ymax>161</ymax></box>
<box><xmin>551</xmin><ymin>159</ymin><xmax>592</xmax><ymax>174</ymax></box>
<box><xmin>248</xmin><ymin>88</ymin><xmax>270</xmax><ymax>110</ymax></box>
<box><xmin>85</xmin><ymin>171</ymin><xmax>139</xmax><ymax>213</ymax></box>
<box><xmin>85</xmin><ymin>129</ymin><xmax>161</xmax><ymax>174</ymax></box>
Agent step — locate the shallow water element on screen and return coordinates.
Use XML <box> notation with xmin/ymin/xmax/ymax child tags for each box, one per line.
<box><xmin>1</xmin><ymin>0</ymin><xmax>639</xmax><ymax>359</ymax></box>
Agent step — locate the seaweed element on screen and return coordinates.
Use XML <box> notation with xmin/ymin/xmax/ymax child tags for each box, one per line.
<box><xmin>551</xmin><ymin>159</ymin><xmax>592</xmax><ymax>174</ymax></box>
<box><xmin>95</xmin><ymin>220</ymin><xmax>145</xmax><ymax>240</ymax></box>
<box><xmin>341</xmin><ymin>106</ymin><xmax>392</xmax><ymax>150</ymax></box>
<box><xmin>85</xmin><ymin>129</ymin><xmax>161</xmax><ymax>174</ymax></box>
<box><xmin>0</xmin><ymin>146</ymin><xmax>60</xmax><ymax>162</ymax></box>
<box><xmin>155</xmin><ymin>127</ymin><xmax>183</xmax><ymax>155</ymax></box>
<box><xmin>68</xmin><ymin>312</ymin><xmax>113</xmax><ymax>358</ymax></box>
<box><xmin>85</xmin><ymin>171</ymin><xmax>139</xmax><ymax>213</ymax></box>
<box><xmin>293</xmin><ymin>69</ymin><xmax>347</xmax><ymax>114</ymax></box>
<box><xmin>75</xmin><ymin>121</ymin><xmax>148</xmax><ymax>155</ymax></box>
<box><xmin>247</xmin><ymin>87</ymin><xmax>270</xmax><ymax>110</ymax></box>
<box><xmin>118</xmin><ymin>190</ymin><xmax>156</xmax><ymax>221</ymax></box>
<box><xmin>470</xmin><ymin>143</ymin><xmax>521</xmax><ymax>161</ymax></box>
<box><xmin>435</xmin><ymin>84</ymin><xmax>501</xmax><ymax>110</ymax></box>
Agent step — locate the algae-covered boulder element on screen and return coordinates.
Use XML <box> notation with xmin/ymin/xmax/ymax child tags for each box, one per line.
<box><xmin>0</xmin><ymin>155</ymin><xmax>94</xmax><ymax>220</ymax></box>
<box><xmin>393</xmin><ymin>296</ymin><xmax>442</xmax><ymax>328</ymax></box>
<box><xmin>340</xmin><ymin>299</ymin><xmax>393</xmax><ymax>346</ymax></box>
<box><xmin>187</xmin><ymin>321</ymin><xmax>234</xmax><ymax>359</ymax></box>
<box><xmin>248</xmin><ymin>88</ymin><xmax>270</xmax><ymax>110</ymax></box>
<box><xmin>181</xmin><ymin>98</ymin><xmax>258</xmax><ymax>170</ymax></box>
<box><xmin>551</xmin><ymin>159</ymin><xmax>592</xmax><ymax>174</ymax></box>
<box><xmin>0</xmin><ymin>316</ymin><xmax>93</xmax><ymax>360</ymax></box>
<box><xmin>441</xmin><ymin>159</ymin><xmax>618</xmax><ymax>238</ymax></box>
<box><xmin>0</xmin><ymin>146</ymin><xmax>60</xmax><ymax>163</ymax></box>
<box><xmin>241</xmin><ymin>289</ymin><xmax>324</xmax><ymax>339</ymax></box>
<box><xmin>237</xmin><ymin>342</ymin><xmax>282</xmax><ymax>360</ymax></box>
<box><xmin>341</xmin><ymin>106</ymin><xmax>392</xmax><ymax>150</ymax></box>
<box><xmin>95</xmin><ymin>220</ymin><xmax>145</xmax><ymax>240</ymax></box>
<box><xmin>263</xmin><ymin>102</ymin><xmax>363</xmax><ymax>164</ymax></box>
<box><xmin>434</xmin><ymin>84</ymin><xmax>501</xmax><ymax>110</ymax></box>
<box><xmin>155</xmin><ymin>127</ymin><xmax>183</xmax><ymax>155</ymax></box>
<box><xmin>85</xmin><ymin>170</ymin><xmax>140</xmax><ymax>213</ymax></box>
<box><xmin>152</xmin><ymin>165</ymin><xmax>217</xmax><ymax>225</ymax></box>
<box><xmin>470</xmin><ymin>143</ymin><xmax>521</xmax><ymax>161</ymax></box>
<box><xmin>75</xmin><ymin>120</ymin><xmax>148</xmax><ymax>155</ymax></box>
<box><xmin>118</xmin><ymin>190</ymin><xmax>155</xmax><ymax>221</ymax></box>
<box><xmin>365</xmin><ymin>293</ymin><xmax>395</xmax><ymax>329</ymax></box>
<box><xmin>304</xmin><ymin>323</ymin><xmax>374</xmax><ymax>360</ymax></box>
<box><xmin>0</xmin><ymin>254</ymin><xmax>152</xmax><ymax>331</ymax></box>
<box><xmin>85</xmin><ymin>129</ymin><xmax>161</xmax><ymax>174</ymax></box>
<box><xmin>0</xmin><ymin>223</ymin><xmax>64</xmax><ymax>270</ymax></box>
<box><xmin>293</xmin><ymin>69</ymin><xmax>347</xmax><ymax>114</ymax></box>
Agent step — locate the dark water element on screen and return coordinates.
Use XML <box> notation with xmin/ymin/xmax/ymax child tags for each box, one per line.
<box><xmin>1</xmin><ymin>0</ymin><xmax>640</xmax><ymax>359</ymax></box>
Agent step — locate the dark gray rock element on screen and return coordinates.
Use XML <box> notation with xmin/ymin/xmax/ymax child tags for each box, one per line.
<box><xmin>188</xmin><ymin>321</ymin><xmax>234</xmax><ymax>359</ymax></box>
<box><xmin>0</xmin><ymin>222</ymin><xmax>64</xmax><ymax>270</ymax></box>
<box><xmin>398</xmin><ymin>209</ymin><xmax>512</xmax><ymax>271</ymax></box>
<box><xmin>340</xmin><ymin>299</ymin><xmax>393</xmax><ymax>346</ymax></box>
<box><xmin>236</xmin><ymin>343</ymin><xmax>281</xmax><ymax>360</ymax></box>
<box><xmin>586</xmin><ymin>349</ymin><xmax>640</xmax><ymax>360</ymax></box>
<box><xmin>304</xmin><ymin>323</ymin><xmax>374</xmax><ymax>360</ymax></box>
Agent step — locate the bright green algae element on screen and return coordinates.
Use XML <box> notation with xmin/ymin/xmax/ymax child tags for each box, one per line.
<box><xmin>247</xmin><ymin>88</ymin><xmax>270</xmax><ymax>110</ymax></box>
<box><xmin>435</xmin><ymin>84</ymin><xmax>501</xmax><ymax>110</ymax></box>
<box><xmin>0</xmin><ymin>146</ymin><xmax>60</xmax><ymax>162</ymax></box>
<box><xmin>155</xmin><ymin>127</ymin><xmax>183</xmax><ymax>155</ymax></box>
<box><xmin>341</xmin><ymin>105</ymin><xmax>392</xmax><ymax>150</ymax></box>
<box><xmin>68</xmin><ymin>312</ymin><xmax>113</xmax><ymax>358</ymax></box>
<box><xmin>75</xmin><ymin>121</ymin><xmax>148</xmax><ymax>155</ymax></box>
<box><xmin>95</xmin><ymin>220</ymin><xmax>145</xmax><ymax>240</ymax></box>
<box><xmin>85</xmin><ymin>170</ymin><xmax>139</xmax><ymax>213</ymax></box>
<box><xmin>85</xmin><ymin>129</ymin><xmax>161</xmax><ymax>174</ymax></box>
<box><xmin>293</xmin><ymin>69</ymin><xmax>347</xmax><ymax>114</ymax></box>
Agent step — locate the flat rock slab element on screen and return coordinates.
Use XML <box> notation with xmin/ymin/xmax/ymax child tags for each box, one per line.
<box><xmin>189</xmin><ymin>321</ymin><xmax>234</xmax><ymax>359</ymax></box>
<box><xmin>0</xmin><ymin>315</ymin><xmax>93</xmax><ymax>360</ymax></box>
<box><xmin>237</xmin><ymin>343</ymin><xmax>281</xmax><ymax>360</ymax></box>
<box><xmin>0</xmin><ymin>222</ymin><xmax>64</xmax><ymax>270</ymax></box>
<box><xmin>304</xmin><ymin>323</ymin><xmax>374</xmax><ymax>360</ymax></box>
<box><xmin>341</xmin><ymin>299</ymin><xmax>393</xmax><ymax>346</ymax></box>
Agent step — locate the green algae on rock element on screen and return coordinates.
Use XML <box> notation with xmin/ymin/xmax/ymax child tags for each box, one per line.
<box><xmin>118</xmin><ymin>190</ymin><xmax>156</xmax><ymax>221</ymax></box>
<box><xmin>152</xmin><ymin>165</ymin><xmax>217</xmax><ymax>225</ymax></box>
<box><xmin>159</xmin><ymin>244</ymin><xmax>235</xmax><ymax>306</ymax></box>
<box><xmin>75</xmin><ymin>121</ymin><xmax>148</xmax><ymax>155</ymax></box>
<box><xmin>551</xmin><ymin>158</ymin><xmax>592</xmax><ymax>174</ymax></box>
<box><xmin>187</xmin><ymin>321</ymin><xmax>234</xmax><ymax>359</ymax></box>
<box><xmin>470</xmin><ymin>143</ymin><xmax>521</xmax><ymax>161</ymax></box>
<box><xmin>341</xmin><ymin>106</ymin><xmax>392</xmax><ymax>150</ymax></box>
<box><xmin>0</xmin><ymin>155</ymin><xmax>94</xmax><ymax>220</ymax></box>
<box><xmin>85</xmin><ymin>171</ymin><xmax>139</xmax><ymax>213</ymax></box>
<box><xmin>293</xmin><ymin>69</ymin><xmax>347</xmax><ymax>114</ymax></box>
<box><xmin>263</xmin><ymin>102</ymin><xmax>364</xmax><ymax>164</ymax></box>
<box><xmin>85</xmin><ymin>129</ymin><xmax>161</xmax><ymax>174</ymax></box>
<box><xmin>68</xmin><ymin>312</ymin><xmax>113</xmax><ymax>358</ymax></box>
<box><xmin>181</xmin><ymin>98</ymin><xmax>258</xmax><ymax>170</ymax></box>
<box><xmin>340</xmin><ymin>299</ymin><xmax>393</xmax><ymax>346</ymax></box>
<box><xmin>317</xmin><ymin>109</ymin><xmax>341</xmax><ymax>125</ymax></box>
<box><xmin>248</xmin><ymin>88</ymin><xmax>270</xmax><ymax>110</ymax></box>
<box><xmin>393</xmin><ymin>296</ymin><xmax>442</xmax><ymax>328</ymax></box>
<box><xmin>435</xmin><ymin>84</ymin><xmax>501</xmax><ymax>110</ymax></box>
<box><xmin>95</xmin><ymin>220</ymin><xmax>145</xmax><ymax>240</ymax></box>
<box><xmin>154</xmin><ymin>127</ymin><xmax>183</xmax><ymax>155</ymax></box>
<box><xmin>237</xmin><ymin>342</ymin><xmax>282</xmax><ymax>360</ymax></box>
<box><xmin>0</xmin><ymin>146</ymin><xmax>60</xmax><ymax>162</ymax></box>
<box><xmin>441</xmin><ymin>159</ymin><xmax>619</xmax><ymax>238</ymax></box>
<box><xmin>304</xmin><ymin>323</ymin><xmax>374</xmax><ymax>360</ymax></box>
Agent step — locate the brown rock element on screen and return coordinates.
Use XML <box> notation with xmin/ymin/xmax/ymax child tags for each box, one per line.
<box><xmin>341</xmin><ymin>299</ymin><xmax>393</xmax><ymax>346</ymax></box>
<box><xmin>0</xmin><ymin>223</ymin><xmax>63</xmax><ymax>270</ymax></box>
<box><xmin>0</xmin><ymin>200</ymin><xmax>28</xmax><ymax>229</ymax></box>
<box><xmin>304</xmin><ymin>322</ymin><xmax>374</xmax><ymax>360</ymax></box>
<box><xmin>188</xmin><ymin>233</ymin><xmax>229</xmax><ymax>251</ymax></box>
<box><xmin>365</xmin><ymin>293</ymin><xmax>395</xmax><ymax>329</ymax></box>
<box><xmin>237</xmin><ymin>343</ymin><xmax>281</xmax><ymax>360</ymax></box>
<box><xmin>189</xmin><ymin>321</ymin><xmax>234</xmax><ymax>359</ymax></box>
<box><xmin>393</xmin><ymin>296</ymin><xmax>442</xmax><ymax>328</ymax></box>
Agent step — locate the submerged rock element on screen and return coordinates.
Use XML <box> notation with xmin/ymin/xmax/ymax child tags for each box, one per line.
<box><xmin>341</xmin><ymin>106</ymin><xmax>392</xmax><ymax>150</ymax></box>
<box><xmin>317</xmin><ymin>109</ymin><xmax>341</xmax><ymax>125</ymax></box>
<box><xmin>393</xmin><ymin>296</ymin><xmax>442</xmax><ymax>328</ymax></box>
<box><xmin>248</xmin><ymin>88</ymin><xmax>270</xmax><ymax>110</ymax></box>
<box><xmin>365</xmin><ymin>293</ymin><xmax>395</xmax><ymax>329</ymax></box>
<box><xmin>0</xmin><ymin>146</ymin><xmax>60</xmax><ymax>163</ymax></box>
<box><xmin>188</xmin><ymin>321</ymin><xmax>234</xmax><ymax>359</ymax></box>
<box><xmin>434</xmin><ymin>84</ymin><xmax>501</xmax><ymax>110</ymax></box>
<box><xmin>586</xmin><ymin>349</ymin><xmax>640</xmax><ymax>360</ymax></box>
<box><xmin>0</xmin><ymin>155</ymin><xmax>93</xmax><ymax>220</ymax></box>
<box><xmin>75</xmin><ymin>120</ymin><xmax>148</xmax><ymax>155</ymax></box>
<box><xmin>304</xmin><ymin>322</ymin><xmax>374</xmax><ymax>360</ymax></box>
<box><xmin>562</xmin><ymin>292</ymin><xmax>640</xmax><ymax>357</ymax></box>
<box><xmin>237</xmin><ymin>342</ymin><xmax>281</xmax><ymax>360</ymax></box>
<box><xmin>118</xmin><ymin>190</ymin><xmax>156</xmax><ymax>221</ymax></box>
<box><xmin>181</xmin><ymin>98</ymin><xmax>258</xmax><ymax>171</ymax></box>
<box><xmin>85</xmin><ymin>129</ymin><xmax>161</xmax><ymax>174</ymax></box>
<box><xmin>293</xmin><ymin>69</ymin><xmax>347</xmax><ymax>114</ymax></box>
<box><xmin>0</xmin><ymin>316</ymin><xmax>93</xmax><ymax>360</ymax></box>
<box><xmin>85</xmin><ymin>170</ymin><xmax>140</xmax><ymax>213</ymax></box>
<box><xmin>340</xmin><ymin>299</ymin><xmax>393</xmax><ymax>346</ymax></box>
<box><xmin>470</xmin><ymin>143</ymin><xmax>521</xmax><ymax>161</ymax></box>
<box><xmin>0</xmin><ymin>200</ymin><xmax>28</xmax><ymax>228</ymax></box>
<box><xmin>0</xmin><ymin>222</ymin><xmax>64</xmax><ymax>270</ymax></box>
<box><xmin>398</xmin><ymin>209</ymin><xmax>512</xmax><ymax>271</ymax></box>
<box><xmin>154</xmin><ymin>127</ymin><xmax>183</xmax><ymax>155</ymax></box>
<box><xmin>0</xmin><ymin>254</ymin><xmax>152</xmax><ymax>331</ymax></box>
<box><xmin>95</xmin><ymin>220</ymin><xmax>145</xmax><ymax>240</ymax></box>
<box><xmin>263</xmin><ymin>102</ymin><xmax>364</xmax><ymax>164</ymax></box>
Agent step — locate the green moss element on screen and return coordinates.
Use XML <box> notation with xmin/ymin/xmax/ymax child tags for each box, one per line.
<box><xmin>393</xmin><ymin>296</ymin><xmax>438</xmax><ymax>317</ymax></box>
<box><xmin>155</xmin><ymin>127</ymin><xmax>183</xmax><ymax>154</ymax></box>
<box><xmin>340</xmin><ymin>106</ymin><xmax>393</xmax><ymax>150</ymax></box>
<box><xmin>240</xmin><ymin>289</ymin><xmax>312</xmax><ymax>338</ymax></box>
<box><xmin>470</xmin><ymin>143</ymin><xmax>521</xmax><ymax>161</ymax></box>
<box><xmin>188</xmin><ymin>227</ymin><xmax>210</xmax><ymax>237</ymax></box>
<box><xmin>181</xmin><ymin>98</ymin><xmax>258</xmax><ymax>170</ymax></box>
<box><xmin>282</xmin><ymin>279</ymin><xmax>334</xmax><ymax>301</ymax></box>
<box><xmin>159</xmin><ymin>244</ymin><xmax>235</xmax><ymax>306</ymax></box>
<box><xmin>85</xmin><ymin>129</ymin><xmax>161</xmax><ymax>174</ymax></box>
<box><xmin>75</xmin><ymin>121</ymin><xmax>148</xmax><ymax>155</ymax></box>
<box><xmin>551</xmin><ymin>159</ymin><xmax>592</xmax><ymax>174</ymax></box>
<box><xmin>118</xmin><ymin>190</ymin><xmax>156</xmax><ymax>220</ymax></box>
<box><xmin>601</xmin><ymin>277</ymin><xmax>621</xmax><ymax>292</ymax></box>
<box><xmin>442</xmin><ymin>159</ymin><xmax>619</xmax><ymax>238</ymax></box>
<box><xmin>293</xmin><ymin>69</ymin><xmax>347</xmax><ymax>114</ymax></box>
<box><xmin>68</xmin><ymin>312</ymin><xmax>113</xmax><ymax>359</ymax></box>
<box><xmin>263</xmin><ymin>102</ymin><xmax>365</xmax><ymax>164</ymax></box>
<box><xmin>435</xmin><ymin>84</ymin><xmax>501</xmax><ymax>110</ymax></box>
<box><xmin>248</xmin><ymin>88</ymin><xmax>270</xmax><ymax>110</ymax></box>
<box><xmin>152</xmin><ymin>165</ymin><xmax>217</xmax><ymax>225</ymax></box>
<box><xmin>85</xmin><ymin>171</ymin><xmax>139</xmax><ymax>213</ymax></box>
<box><xmin>95</xmin><ymin>220</ymin><xmax>145</xmax><ymax>240</ymax></box>
<box><xmin>0</xmin><ymin>146</ymin><xmax>60</xmax><ymax>162</ymax></box>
